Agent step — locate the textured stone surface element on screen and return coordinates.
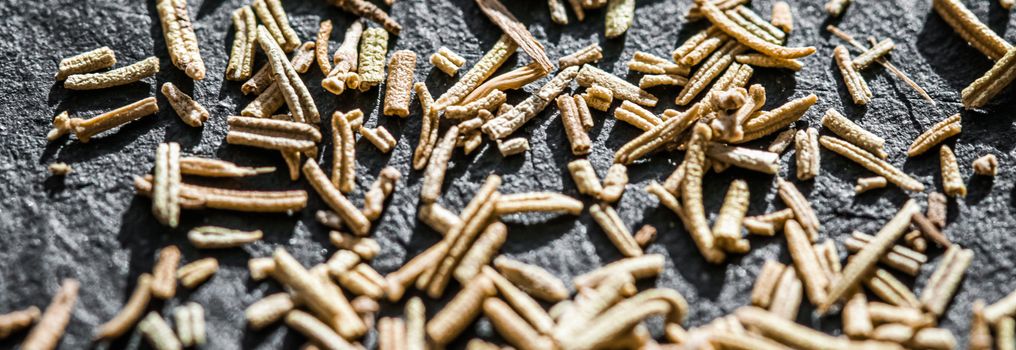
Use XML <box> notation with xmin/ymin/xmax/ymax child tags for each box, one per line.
<box><xmin>0</xmin><ymin>0</ymin><xmax>1015</xmax><ymax>348</ymax></box>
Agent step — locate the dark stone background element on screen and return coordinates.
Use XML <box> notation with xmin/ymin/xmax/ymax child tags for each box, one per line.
<box><xmin>1</xmin><ymin>0</ymin><xmax>1014</xmax><ymax>348</ymax></box>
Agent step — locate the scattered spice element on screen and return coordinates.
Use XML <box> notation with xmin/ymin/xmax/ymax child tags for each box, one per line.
<box><xmin>322</xmin><ymin>21</ymin><xmax>364</xmax><ymax>95</ymax></box>
<box><xmin>494</xmin><ymin>257</ymin><xmax>568</xmax><ymax>303</ymax></box>
<box><xmin>453</xmin><ymin>222</ymin><xmax>508</xmax><ymax>283</ymax></box>
<box><xmin>436</xmin><ymin>36</ymin><xmax>517</xmax><ymax>111</ymax></box>
<box><xmin>462</xmin><ymin>63</ymin><xmax>546</xmax><ymax>104</ymax></box>
<box><xmin>676</xmin><ymin>41</ymin><xmax>743</xmax><ymax>105</ymax></box>
<box><xmin>258</xmin><ymin>27</ymin><xmax>319</xmax><ymax>123</ymax></box>
<box><xmin>853</xmin><ymin>38</ymin><xmax>895</xmax><ymax>70</ymax></box>
<box><xmin>785</xmin><ymin>220</ymin><xmax>830</xmax><ymax>305</ymax></box>
<box><xmin>173</xmin><ymin>302</ymin><xmax>206</xmax><ymax>347</ymax></box>
<box><xmin>412</xmin><ymin>83</ymin><xmax>440</xmax><ymax>169</ymax></box>
<box><xmin>161</xmin><ymin>82</ymin><xmax>208</xmax><ymax>127</ymax></box>
<box><xmin>855</xmin><ymin>176</ymin><xmax>888</xmax><ymax>194</ymax></box>
<box><xmin>359</xmin><ymin>126</ymin><xmax>398</xmax><ymax>153</ymax></box>
<box><xmin>615</xmin><ymin>104</ymin><xmax>703</xmax><ymax>164</ymax></box>
<box><xmin>137</xmin><ymin>312</ymin><xmax>181</xmax><ymax>350</ymax></box>
<box><xmin>482</xmin><ymin>66</ymin><xmax>579</xmax><ymax>139</ymax></box>
<box><xmin>572</xmin><ymin>253</ymin><xmax>663</xmax><ymax>290</ymax></box>
<box><xmin>226</xmin><ymin>7</ymin><xmax>257</xmax><ymax>81</ymax></box>
<box><xmin>152</xmin><ymin>143</ymin><xmax>181</xmax><ymax>228</ymax></box>
<box><xmin>998</xmin><ymin>317</ymin><xmax>1016</xmax><ymax>350</ymax></box>
<box><xmin>701</xmin><ymin>2</ymin><xmax>815</xmax><ymax>59</ymax></box>
<box><xmin>633</xmin><ymin>224</ymin><xmax>657</xmax><ymax>247</ymax></box>
<box><xmin>683</xmin><ymin>124</ymin><xmax>726</xmax><ymax>263</ymax></box>
<box><xmin>275</xmin><ymin>248</ymin><xmax>365</xmax><ymax>338</ymax></box>
<box><xmin>55</xmin><ymin>47</ymin><xmax>116</xmax><ymax>81</ymax></box>
<box><xmin>362</xmin><ymin>166</ymin><xmax>400</xmax><ymax>221</ymax></box>
<box><xmin>64</xmin><ymin>56</ymin><xmax>159</xmax><ymax>90</ymax></box>
<box><xmin>481</xmin><ymin>266</ymin><xmax>555</xmax><ymax>336</ymax></box>
<box><xmin>794</xmin><ymin>128</ymin><xmax>820</xmax><ymax>180</ymax></box>
<box><xmin>475</xmin><ymin>0</ymin><xmax>554</xmax><ymax>72</ymax></box>
<box><xmin>47</xmin><ymin>162</ymin><xmax>72</xmax><ymax>176</ymax></box>
<box><xmin>908</xmin><ymin>113</ymin><xmax>962</xmax><ymax>157</ymax></box>
<box><xmin>328</xmin><ymin>0</ymin><xmax>402</xmax><ymax>35</ymax></box>
<box><xmin>176</xmin><ymin>258</ymin><xmax>218</xmax><ymax>289</ymax></box>
<box><xmin>0</xmin><ymin>307</ymin><xmax>40</xmax><ymax>340</ymax></box>
<box><xmin>973</xmin><ymin>154</ymin><xmax>999</xmax><ymax>176</ymax></box>
<box><xmin>940</xmin><ymin>145</ymin><xmax>967</xmax><ymax>197</ymax></box>
<box><xmin>777</xmin><ymin>178</ymin><xmax>820</xmax><ymax>241</ymax></box>
<box><xmin>426</xmin><ymin>274</ymin><xmax>496</xmax><ymax>346</ymax></box>
<box><xmin>94</xmin><ymin>274</ymin><xmax>152</xmax><ymax>341</ymax></box>
<box><xmin>686</xmin><ymin>0</ymin><xmax>747</xmax><ymax>20</ymax></box>
<box><xmin>677</xmin><ymin>28</ymin><xmax>727</xmax><ymax>66</ymax></box>
<box><xmin>285</xmin><ymin>310</ymin><xmax>354</xmax><ymax>350</ymax></box>
<box><xmin>604</xmin><ymin>0</ymin><xmax>635</xmax><ymax>38</ymax></box>
<box><xmin>179</xmin><ymin>157</ymin><xmax>273</xmax><ymax>177</ymax></box>
<box><xmin>315</xmin><ymin>20</ymin><xmax>333</xmax><ymax>75</ymax></box>
<box><xmin>20</xmin><ymin>279</ymin><xmax>78</xmax><ymax>350</ymax></box>
<box><xmin>405</xmin><ymin>298</ymin><xmax>425</xmax><ymax>350</ymax></box>
<box><xmin>304</xmin><ymin>160</ymin><xmax>371</xmax><ymax>236</ymax></box>
<box><xmin>420</xmin><ymin>126</ymin><xmax>462</xmax><ymax>203</ymax></box>
<box><xmin>448</xmin><ymin>90</ymin><xmax>507</xmax><ymax>119</ymax></box>
<box><xmin>913</xmin><ymin>211</ymin><xmax>952</xmax><ymax>248</ymax></box>
<box><xmin>932</xmin><ymin>0</ymin><xmax>1012</xmax><ymax>60</ymax></box>
<box><xmin>484</xmin><ymin>297</ymin><xmax>555</xmax><ymax>350</ymax></box>
<box><xmin>820</xmin><ymin>200</ymin><xmax>920</xmax><ymax>313</ymax></box>
<box><xmin>827</xmin><ymin>25</ymin><xmax>935</xmax><ymax>104</ymax></box>
<box><xmin>332</xmin><ymin>110</ymin><xmax>358</xmax><ymax>193</ymax></box>
<box><xmin>822</xmin><ymin>108</ymin><xmax>886</xmax><ymax>158</ymax></box>
<box><xmin>843</xmin><ymin>293</ymin><xmax>873</xmax><ymax>338</ymax></box>
<box><xmin>384</xmin><ymin>242</ymin><xmax>449</xmax><ymax>302</ymax></box>
<box><xmin>133</xmin><ymin>175</ymin><xmax>309</xmax><ymax>213</ymax></box>
<box><xmin>156</xmin><ymin>0</ymin><xmax>204</xmax><ymax>79</ymax></box>
<box><xmin>245</xmin><ymin>293</ymin><xmax>294</xmax><ymax>330</ymax></box>
<box><xmin>768</xmin><ymin>266</ymin><xmax>803</xmax><ymax>319</ymax></box>
<box><xmin>357</xmin><ymin>27</ymin><xmax>389</xmax><ymax>91</ymax></box>
<box><xmin>383</xmin><ymin>50</ymin><xmax>417</xmax><ymax>117</ymax></box>
<box><xmin>577</xmin><ymin>64</ymin><xmax>658</xmax><ymax>107</ymax></box>
<box><xmin>557</xmin><ymin>94</ymin><xmax>592</xmax><ymax>155</ymax></box>
<box><xmin>927</xmin><ymin>192</ymin><xmax>948</xmax><ymax>229</ymax></box>
<box><xmin>378</xmin><ymin>317</ymin><xmax>406</xmax><ymax>350</ymax></box>
<box><xmin>962</xmin><ymin>47</ymin><xmax>1016</xmax><ymax>109</ymax></box>
<box><xmin>921</xmin><ymin>244</ymin><xmax>975</xmax><ymax>317</ymax></box>
<box><xmin>820</xmin><ymin>136</ymin><xmax>925</xmax><ymax>191</ymax></box>
<box><xmin>751</xmin><ymin>260</ymin><xmax>786</xmax><ymax>308</ymax></box>
<box><xmin>560</xmin><ymin>43</ymin><xmax>603</xmax><ymax>69</ymax></box>
<box><xmin>495</xmin><ymin>192</ymin><xmax>583</xmax><ymax>216</ymax></box>
<box><xmin>614</xmin><ymin>100</ymin><xmax>661</xmax><ymax>131</ymax></box>
<box><xmin>600</xmin><ymin>164</ymin><xmax>628</xmax><ymax>203</ymax></box>
<box><xmin>743</xmin><ymin>208</ymin><xmax>794</xmax><ymax>236</ymax></box>
<box><xmin>738</xmin><ymin>94</ymin><xmax>817</xmax><ymax>143</ymax></box>
<box><xmin>771</xmin><ymin>1</ymin><xmax>793</xmax><ymax>32</ymax></box>
<box><xmin>582</xmin><ymin>83</ymin><xmax>614</xmax><ymax>111</ymax></box>
<box><xmin>845</xmin><ymin>231</ymin><xmax>926</xmax><ymax>276</ymax></box>
<box><xmin>589</xmin><ymin>202</ymin><xmax>643</xmax><ymax>257</ymax></box>
<box><xmin>425</xmin><ymin>175</ymin><xmax>502</xmax><ymax>298</ymax></box>
<box><xmin>735</xmin><ymin>53</ymin><xmax>802</xmax><ymax>70</ymax></box>
<box><xmin>226</xmin><ymin>116</ymin><xmax>320</xmax><ymax>172</ymax></box>
<box><xmin>970</xmin><ymin>300</ymin><xmax>994</xmax><ymax>350</ymax></box>
<box><xmin>825</xmin><ymin>0</ymin><xmax>852</xmax><ymax>17</ymax></box>
<box><xmin>188</xmin><ymin>226</ymin><xmax>262</xmax><ymax>249</ymax></box>
<box><xmin>431</xmin><ymin>47</ymin><xmax>466</xmax><ymax>76</ymax></box>
<box><xmin>834</xmin><ymin>45</ymin><xmax>873</xmax><ymax>105</ymax></box>
<box><xmin>250</xmin><ymin>0</ymin><xmax>293</xmax><ymax>52</ymax></box>
<box><xmin>766</xmin><ymin>128</ymin><xmax>796</xmax><ymax>154</ymax></box>
<box><xmin>568</xmin><ymin>160</ymin><xmax>603</xmax><ymax>198</ymax></box>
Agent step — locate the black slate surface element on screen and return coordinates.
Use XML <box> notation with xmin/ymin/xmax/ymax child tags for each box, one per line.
<box><xmin>1</xmin><ymin>0</ymin><xmax>1015</xmax><ymax>348</ymax></box>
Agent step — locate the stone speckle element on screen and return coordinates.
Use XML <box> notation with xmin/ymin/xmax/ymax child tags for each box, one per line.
<box><xmin>0</xmin><ymin>0</ymin><xmax>1014</xmax><ymax>349</ymax></box>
